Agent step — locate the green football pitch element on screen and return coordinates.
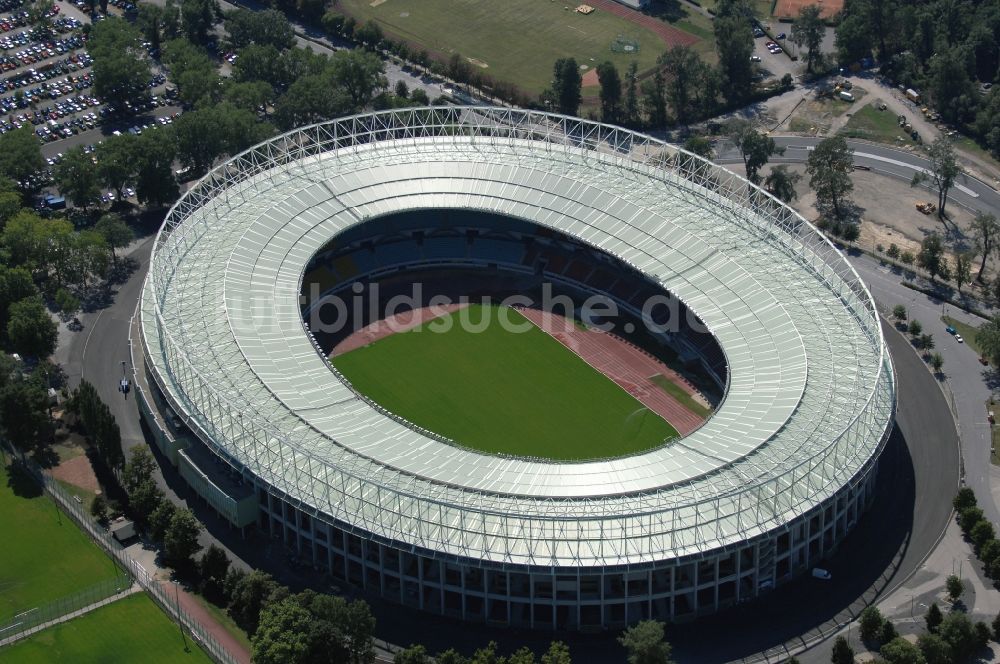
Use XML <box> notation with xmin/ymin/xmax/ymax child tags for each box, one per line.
<box><xmin>332</xmin><ymin>304</ymin><xmax>678</xmax><ymax>460</ymax></box>
<box><xmin>0</xmin><ymin>593</ymin><xmax>212</xmax><ymax>664</ymax></box>
<box><xmin>338</xmin><ymin>0</ymin><xmax>687</xmax><ymax>95</ymax></box>
<box><xmin>0</xmin><ymin>462</ymin><xmax>123</xmax><ymax>621</ymax></box>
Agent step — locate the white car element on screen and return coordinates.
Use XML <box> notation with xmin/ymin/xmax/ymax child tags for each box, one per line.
<box><xmin>811</xmin><ymin>568</ymin><xmax>831</xmax><ymax>580</ymax></box>
<box><xmin>955</xmin><ymin>334</ymin><xmax>964</xmax><ymax>343</ymax></box>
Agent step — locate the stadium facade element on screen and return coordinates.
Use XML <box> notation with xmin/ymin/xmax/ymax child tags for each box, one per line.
<box><xmin>135</xmin><ymin>107</ymin><xmax>895</xmax><ymax>630</ymax></box>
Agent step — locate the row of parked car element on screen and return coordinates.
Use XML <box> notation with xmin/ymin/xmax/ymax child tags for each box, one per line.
<box><xmin>0</xmin><ymin>71</ymin><xmax>91</xmax><ymax>112</ymax></box>
<box><xmin>2</xmin><ymin>49</ymin><xmax>91</xmax><ymax>89</ymax></box>
<box><xmin>1</xmin><ymin>29</ymin><xmax>85</xmax><ymax>67</ymax></box>
<box><xmin>0</xmin><ymin>15</ymin><xmax>79</xmax><ymax>51</ymax></box>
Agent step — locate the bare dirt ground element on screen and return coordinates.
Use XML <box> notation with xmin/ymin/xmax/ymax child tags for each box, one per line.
<box><xmin>51</xmin><ymin>454</ymin><xmax>100</xmax><ymax>495</ymax></box>
<box><xmin>517</xmin><ymin>307</ymin><xmax>709</xmax><ymax>436</ymax></box>
<box><xmin>757</xmin><ymin>163</ymin><xmax>985</xmax><ymax>272</ymax></box>
<box><xmin>329</xmin><ymin>303</ymin><xmax>468</xmax><ymax>357</ymax></box>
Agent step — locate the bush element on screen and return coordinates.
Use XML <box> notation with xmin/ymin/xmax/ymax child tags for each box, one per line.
<box><xmin>859</xmin><ymin>605</ymin><xmax>886</xmax><ymax>644</ymax></box>
<box><xmin>959</xmin><ymin>506</ymin><xmax>984</xmax><ymax>533</ymax></box>
<box><xmin>971</xmin><ymin>521</ymin><xmax>996</xmax><ymax>551</ymax></box>
<box><xmin>946</xmin><ymin>574</ymin><xmax>964</xmax><ymax>602</ymax></box>
<box><xmin>900</xmin><ymin>250</ymin><xmax>915</xmax><ymax>265</ymax></box>
<box><xmin>925</xmin><ymin>602</ymin><xmax>943</xmax><ymax>632</ymax></box>
<box><xmin>953</xmin><ymin>487</ymin><xmax>977</xmax><ymax>511</ymax></box>
<box><xmin>974</xmin><ymin>621</ymin><xmax>992</xmax><ymax>648</ymax></box>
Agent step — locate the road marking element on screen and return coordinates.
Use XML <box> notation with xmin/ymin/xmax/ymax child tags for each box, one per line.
<box><xmin>80</xmin><ymin>308</ymin><xmax>106</xmax><ymax>366</ymax></box>
<box><xmin>787</xmin><ymin>145</ymin><xmax>980</xmax><ymax>197</ymax></box>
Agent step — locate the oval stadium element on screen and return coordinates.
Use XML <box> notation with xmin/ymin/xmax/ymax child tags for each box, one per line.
<box><xmin>136</xmin><ymin>107</ymin><xmax>896</xmax><ymax>630</ymax></box>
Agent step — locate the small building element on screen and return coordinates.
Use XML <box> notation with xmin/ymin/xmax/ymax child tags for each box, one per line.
<box><xmin>110</xmin><ymin>517</ymin><xmax>136</xmax><ymax>542</ymax></box>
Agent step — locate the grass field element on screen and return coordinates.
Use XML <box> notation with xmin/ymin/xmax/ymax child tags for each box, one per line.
<box><xmin>840</xmin><ymin>103</ymin><xmax>913</xmax><ymax>144</ymax></box>
<box><xmin>0</xmin><ymin>462</ymin><xmax>121</xmax><ymax>620</ymax></box>
<box><xmin>333</xmin><ymin>304</ymin><xmax>678</xmax><ymax>460</ymax></box>
<box><xmin>339</xmin><ymin>0</ymin><xmax>692</xmax><ymax>94</ymax></box>
<box><xmin>942</xmin><ymin>316</ymin><xmax>983</xmax><ymax>356</ymax></box>
<box><xmin>0</xmin><ymin>593</ymin><xmax>212</xmax><ymax>664</ymax></box>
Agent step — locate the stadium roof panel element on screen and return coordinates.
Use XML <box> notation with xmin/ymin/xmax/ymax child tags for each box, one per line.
<box><xmin>141</xmin><ymin>108</ymin><xmax>894</xmax><ymax>566</ymax></box>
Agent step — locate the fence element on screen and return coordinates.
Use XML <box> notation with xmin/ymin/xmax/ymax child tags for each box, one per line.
<box><xmin>0</xmin><ymin>576</ymin><xmax>133</xmax><ymax>646</ymax></box>
<box><xmin>1</xmin><ymin>450</ymin><xmax>243</xmax><ymax>664</ymax></box>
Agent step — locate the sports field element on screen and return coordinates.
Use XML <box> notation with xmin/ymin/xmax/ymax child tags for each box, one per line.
<box><xmin>0</xmin><ymin>593</ymin><xmax>212</xmax><ymax>663</ymax></box>
<box><xmin>0</xmin><ymin>462</ymin><xmax>122</xmax><ymax>620</ymax></box>
<box><xmin>338</xmin><ymin>0</ymin><xmax>699</xmax><ymax>94</ymax></box>
<box><xmin>332</xmin><ymin>304</ymin><xmax>678</xmax><ymax>460</ymax></box>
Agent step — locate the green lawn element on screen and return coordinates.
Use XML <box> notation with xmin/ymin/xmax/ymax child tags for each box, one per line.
<box><xmin>333</xmin><ymin>304</ymin><xmax>678</xmax><ymax>460</ymax></box>
<box><xmin>189</xmin><ymin>593</ymin><xmax>251</xmax><ymax>654</ymax></box>
<box><xmin>942</xmin><ymin>316</ymin><xmax>983</xmax><ymax>357</ymax></box>
<box><xmin>0</xmin><ymin>462</ymin><xmax>122</xmax><ymax>621</ymax></box>
<box><xmin>0</xmin><ymin>593</ymin><xmax>212</xmax><ymax>664</ymax></box>
<box><xmin>839</xmin><ymin>103</ymin><xmax>913</xmax><ymax>144</ymax></box>
<box><xmin>339</xmin><ymin>0</ymin><xmax>697</xmax><ymax>95</ymax></box>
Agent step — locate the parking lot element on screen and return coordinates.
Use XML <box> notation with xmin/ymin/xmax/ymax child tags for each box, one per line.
<box><xmin>1</xmin><ymin>0</ymin><xmax>185</xmax><ymax>200</ymax></box>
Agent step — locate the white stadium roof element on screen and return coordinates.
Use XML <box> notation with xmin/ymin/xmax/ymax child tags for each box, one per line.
<box><xmin>141</xmin><ymin>108</ymin><xmax>895</xmax><ymax>567</ymax></box>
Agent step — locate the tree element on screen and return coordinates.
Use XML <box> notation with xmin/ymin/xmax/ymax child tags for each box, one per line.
<box><xmin>970</xmin><ymin>519</ymin><xmax>995</xmax><ymax>551</ymax></box>
<box><xmin>624</xmin><ymin>62</ymin><xmax>639</xmax><ymax>128</ymax></box>
<box><xmin>134</xmin><ymin>128</ymin><xmax>179</xmax><ymax>207</ymax></box>
<box><xmin>355</xmin><ymin>20</ymin><xmax>383</xmax><ymax>49</ymax></box>
<box><xmin>394</xmin><ymin>645</ymin><xmax>431</xmax><ymax>664</ymax></box>
<box><xmin>977</xmin><ymin>315</ymin><xmax>1000</xmax><ymax>366</ymax></box>
<box><xmin>618</xmin><ymin>620</ymin><xmax>674</xmax><ymax>664</ymax></box>
<box><xmin>550</xmin><ymin>58</ymin><xmax>582</xmax><ymax>116</ymax></box>
<box><xmin>164</xmin><ymin>507</ymin><xmax>203</xmax><ymax>568</ymax></box>
<box><xmin>879</xmin><ymin>637</ymin><xmax>925</xmax><ymax>664</ymax></box>
<box><xmin>596</xmin><ymin>62</ymin><xmax>622</xmax><ymax>125</ymax></box>
<box><xmin>541</xmin><ymin>642</ymin><xmax>571</xmax><ymax>664</ymax></box>
<box><xmin>54</xmin><ymin>147</ymin><xmax>101</xmax><ymax>209</ymax></box>
<box><xmin>224</xmin><ymin>9</ymin><xmax>294</xmax><ymax>51</ymax></box>
<box><xmin>728</xmin><ymin>119</ymin><xmax>783</xmax><ymax>185</ymax></box>
<box><xmin>939</xmin><ymin>612</ymin><xmax>978</xmax><ymax>661</ymax></box>
<box><xmin>892</xmin><ymin>304</ymin><xmax>907</xmax><ymax>323</ymax></box>
<box><xmin>0</xmin><ymin>127</ymin><xmax>44</xmax><ymax>183</ymax></box>
<box><xmin>831</xmin><ymin>635</ymin><xmax>854</xmax><ymax>664</ymax></box>
<box><xmin>714</xmin><ymin>16</ymin><xmax>754</xmax><ymax>103</ymax></box>
<box><xmin>181</xmin><ymin>0</ymin><xmax>219</xmax><ymax>45</ymax></box>
<box><xmin>8</xmin><ymin>296</ymin><xmax>57</xmax><ymax>358</ymax></box>
<box><xmin>148</xmin><ymin>498</ymin><xmax>176</xmax><ymax>541</ymax></box>
<box><xmin>930</xmin><ymin>352</ymin><xmax>944</xmax><ymax>373</ymax></box>
<box><xmin>917</xmin><ymin>234</ymin><xmax>946</xmax><ymax>281</ymax></box>
<box><xmin>859</xmin><ymin>605</ymin><xmax>886</xmax><ymax>645</ymax></box>
<box><xmin>224</xmin><ymin>80</ymin><xmax>273</xmax><ymax>115</ymax></box>
<box><xmin>886</xmin><ymin>244</ymin><xmax>901</xmax><ymax>260</ymax></box>
<box><xmin>919</xmin><ymin>333</ymin><xmax>934</xmax><ymax>352</ymax></box>
<box><xmin>229</xmin><ymin>570</ymin><xmax>285</xmax><ymax>634</ymax></box>
<box><xmin>89</xmin><ymin>17</ymin><xmax>152</xmax><ymax>110</ymax></box>
<box><xmin>925</xmin><ymin>603</ymin><xmax>943</xmax><ymax>632</ymax></box>
<box><xmin>765</xmin><ymin>166</ymin><xmax>801</xmax><ymax>203</ymax></box>
<box><xmin>790</xmin><ymin>5</ymin><xmax>824</xmax><ymax>73</ymax></box>
<box><xmin>94</xmin><ymin>214</ymin><xmax>134</xmax><ymax>268</ymax></box>
<box><xmin>329</xmin><ymin>49</ymin><xmax>387</xmax><ymax>111</ymax></box>
<box><xmin>0</xmin><ymin>378</ymin><xmax>51</xmax><ymax>458</ymax></box>
<box><xmin>916</xmin><ymin>633</ymin><xmax>951</xmax><ymax>664</ymax></box>
<box><xmin>954</xmin><ymin>252</ymin><xmax>974</xmax><ymax>292</ymax></box>
<box><xmin>806</xmin><ymin>136</ymin><xmax>854</xmax><ymax>219</ymax></box>
<box><xmin>122</xmin><ymin>446</ymin><xmax>157</xmax><ymax>493</ymax></box>
<box><xmin>199</xmin><ymin>544</ymin><xmax>231</xmax><ymax>603</ymax></box>
<box><xmin>90</xmin><ymin>494</ymin><xmax>109</xmax><ymax>522</ymax></box>
<box><xmin>640</xmin><ymin>69</ymin><xmax>667</xmax><ymax>130</ymax></box>
<box><xmin>137</xmin><ymin>4</ymin><xmax>167</xmax><ymax>53</ymax></box>
<box><xmin>959</xmin><ymin>506</ymin><xmax>984</xmax><ymax>533</ymax></box>
<box><xmin>128</xmin><ymin>478</ymin><xmax>163</xmax><ymax>525</ymax></box>
<box><xmin>993</xmin><ymin>610</ymin><xmax>1000</xmax><ymax>641</ymax></box>
<box><xmin>979</xmin><ymin>539</ymin><xmax>1000</xmax><ymax>567</ymax></box>
<box><xmin>95</xmin><ymin>134</ymin><xmax>140</xmax><ymax>201</ymax></box>
<box><xmin>912</xmin><ymin>137</ymin><xmax>960</xmax><ymax>222</ymax></box>
<box><xmin>971</xmin><ymin>212</ymin><xmax>999</xmax><ymax>279</ymax></box>
<box><xmin>54</xmin><ymin>288</ymin><xmax>80</xmax><ymax>317</ymax></box>
<box><xmin>945</xmin><ymin>574</ymin><xmax>964</xmax><ymax>602</ymax></box>
<box><xmin>659</xmin><ymin>46</ymin><xmax>705</xmax><ymax>125</ymax></box>
<box><xmin>252</xmin><ymin>597</ymin><xmax>312</xmax><ymax>664</ymax></box>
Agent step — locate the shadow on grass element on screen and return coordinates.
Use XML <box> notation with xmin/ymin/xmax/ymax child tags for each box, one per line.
<box><xmin>6</xmin><ymin>461</ymin><xmax>43</xmax><ymax>498</ymax></box>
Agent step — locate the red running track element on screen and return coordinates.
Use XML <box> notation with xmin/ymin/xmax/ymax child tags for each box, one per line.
<box><xmin>330</xmin><ymin>303</ymin><xmax>469</xmax><ymax>357</ymax></box>
<box><xmin>584</xmin><ymin>0</ymin><xmax>699</xmax><ymax>49</ymax></box>
<box><xmin>517</xmin><ymin>307</ymin><xmax>707</xmax><ymax>436</ymax></box>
